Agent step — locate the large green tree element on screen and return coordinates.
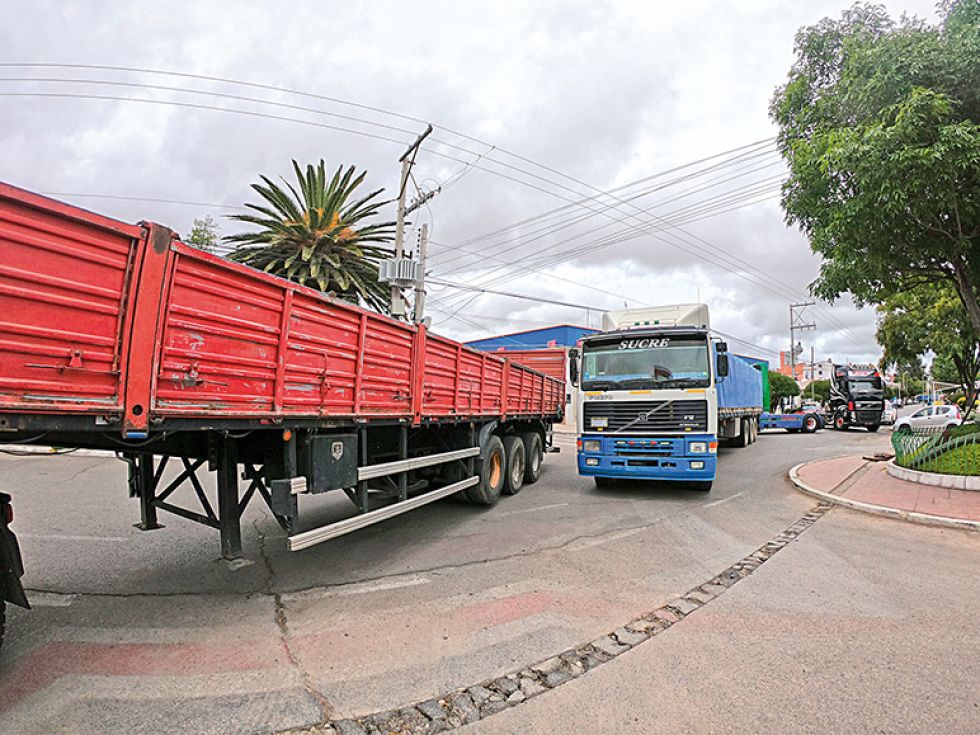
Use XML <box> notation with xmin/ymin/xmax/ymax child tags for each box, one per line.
<box><xmin>876</xmin><ymin>282</ymin><xmax>979</xmax><ymax>417</ymax></box>
<box><xmin>770</xmin><ymin>1</ymin><xmax>980</xmax><ymax>335</ymax></box>
<box><xmin>769</xmin><ymin>372</ymin><xmax>801</xmax><ymax>411</ymax></box>
<box><xmin>226</xmin><ymin>161</ymin><xmax>395</xmax><ymax>312</ymax></box>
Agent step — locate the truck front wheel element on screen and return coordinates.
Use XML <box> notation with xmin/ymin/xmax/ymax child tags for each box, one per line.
<box><xmin>502</xmin><ymin>436</ymin><xmax>526</xmax><ymax>495</ymax></box>
<box><xmin>834</xmin><ymin>415</ymin><xmax>849</xmax><ymax>431</ymax></box>
<box><xmin>467</xmin><ymin>435</ymin><xmax>506</xmax><ymax>505</ymax></box>
<box><xmin>866</xmin><ymin>424</ymin><xmax>880</xmax><ymax>433</ymax></box>
<box><xmin>690</xmin><ymin>481</ymin><xmax>712</xmax><ymax>491</ymax></box>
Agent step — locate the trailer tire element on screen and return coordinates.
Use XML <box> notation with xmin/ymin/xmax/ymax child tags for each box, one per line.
<box><xmin>467</xmin><ymin>435</ymin><xmax>506</xmax><ymax>506</ymax></box>
<box><xmin>735</xmin><ymin>418</ymin><xmax>749</xmax><ymax>448</ymax></box>
<box><xmin>521</xmin><ymin>432</ymin><xmax>544</xmax><ymax>484</ymax></box>
<box><xmin>803</xmin><ymin>414</ymin><xmax>819</xmax><ymax>433</ymax></box>
<box><xmin>502</xmin><ymin>436</ymin><xmax>526</xmax><ymax>495</ymax></box>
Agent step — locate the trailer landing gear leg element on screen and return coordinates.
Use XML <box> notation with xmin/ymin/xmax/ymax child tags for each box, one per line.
<box><xmin>216</xmin><ymin>439</ymin><xmax>246</xmax><ymax>565</ymax></box>
<box><xmin>132</xmin><ymin>454</ymin><xmax>164</xmax><ymax>531</ymax></box>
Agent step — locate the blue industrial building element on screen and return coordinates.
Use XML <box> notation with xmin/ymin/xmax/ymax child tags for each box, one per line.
<box><xmin>465</xmin><ymin>324</ymin><xmax>599</xmax><ymax>351</ymax></box>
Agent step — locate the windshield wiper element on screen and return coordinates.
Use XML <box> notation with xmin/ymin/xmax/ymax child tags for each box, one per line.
<box><xmin>654</xmin><ymin>378</ymin><xmax>707</xmax><ymax>388</ymax></box>
<box><xmin>582</xmin><ymin>380</ymin><xmax>619</xmax><ymax>390</ymax></box>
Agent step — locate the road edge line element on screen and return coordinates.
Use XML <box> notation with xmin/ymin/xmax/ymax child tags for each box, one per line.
<box><xmin>788</xmin><ymin>462</ymin><xmax>980</xmax><ymax>534</ymax></box>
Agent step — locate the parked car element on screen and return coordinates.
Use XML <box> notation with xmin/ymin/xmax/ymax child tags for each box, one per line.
<box><xmin>881</xmin><ymin>405</ymin><xmax>898</xmax><ymax>425</ymax></box>
<box><xmin>893</xmin><ymin>404</ymin><xmax>962</xmax><ymax>433</ymax></box>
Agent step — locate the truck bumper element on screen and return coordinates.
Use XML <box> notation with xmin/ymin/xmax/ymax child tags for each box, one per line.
<box><xmin>577</xmin><ymin>434</ymin><xmax>717</xmax><ymax>481</ymax></box>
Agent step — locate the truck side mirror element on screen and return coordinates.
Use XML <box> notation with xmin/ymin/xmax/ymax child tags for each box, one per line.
<box><xmin>716</xmin><ymin>353</ymin><xmax>729</xmax><ymax>378</ymax></box>
<box><xmin>569</xmin><ymin>348</ymin><xmax>580</xmax><ymax>387</ymax></box>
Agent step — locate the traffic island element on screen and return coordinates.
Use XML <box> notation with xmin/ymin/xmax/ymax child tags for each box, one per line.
<box><xmin>789</xmin><ymin>456</ymin><xmax>980</xmax><ymax>532</ymax></box>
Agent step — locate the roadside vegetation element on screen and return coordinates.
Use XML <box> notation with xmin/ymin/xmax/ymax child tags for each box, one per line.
<box><xmin>772</xmin><ymin>0</ymin><xmax>979</xmax><ymax>416</ymax></box>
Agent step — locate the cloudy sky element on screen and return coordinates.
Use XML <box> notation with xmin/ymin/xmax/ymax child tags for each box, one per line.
<box><xmin>1</xmin><ymin>0</ymin><xmax>939</xmax><ymax>366</ymax></box>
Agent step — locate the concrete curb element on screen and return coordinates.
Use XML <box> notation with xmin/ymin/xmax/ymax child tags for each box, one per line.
<box><xmin>885</xmin><ymin>459</ymin><xmax>980</xmax><ymax>492</ymax></box>
<box><xmin>788</xmin><ymin>461</ymin><xmax>980</xmax><ymax>534</ymax></box>
<box><xmin>0</xmin><ymin>444</ymin><xmax>115</xmax><ymax>459</ymax></box>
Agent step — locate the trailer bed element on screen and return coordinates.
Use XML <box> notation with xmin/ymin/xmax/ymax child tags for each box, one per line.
<box><xmin>0</xmin><ymin>183</ymin><xmax>564</xmax><ymax>438</ymax></box>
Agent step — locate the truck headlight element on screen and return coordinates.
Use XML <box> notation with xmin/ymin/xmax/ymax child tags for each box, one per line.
<box><xmin>689</xmin><ymin>442</ymin><xmax>707</xmax><ymax>453</ymax></box>
<box><xmin>590</xmin><ymin>417</ymin><xmax>608</xmax><ymax>428</ymax></box>
<box><xmin>585</xmin><ymin>458</ymin><xmax>599</xmax><ymax>466</ymax></box>
<box><xmin>583</xmin><ymin>439</ymin><xmax>602</xmax><ymax>452</ymax></box>
<box><xmin>690</xmin><ymin>461</ymin><xmax>705</xmax><ymax>470</ymax></box>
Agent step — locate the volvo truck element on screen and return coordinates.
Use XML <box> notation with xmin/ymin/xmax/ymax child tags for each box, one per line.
<box><xmin>829</xmin><ymin>364</ymin><xmax>885</xmax><ymax>432</ymax></box>
<box><xmin>572</xmin><ymin>304</ymin><xmax>762</xmax><ymax>491</ymax></box>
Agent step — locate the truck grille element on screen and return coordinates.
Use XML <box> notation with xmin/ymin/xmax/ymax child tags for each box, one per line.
<box><xmin>583</xmin><ymin>400</ymin><xmax>708</xmax><ymax>434</ymax></box>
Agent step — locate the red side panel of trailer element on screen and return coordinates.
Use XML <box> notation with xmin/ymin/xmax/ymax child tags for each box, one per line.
<box><xmin>483</xmin><ymin>347</ymin><xmax>569</xmax><ymax>383</ymax></box>
<box><xmin>0</xmin><ymin>184</ymin><xmax>564</xmax><ymax>430</ymax></box>
<box><xmin>0</xmin><ymin>184</ymin><xmax>141</xmax><ymax>415</ymax></box>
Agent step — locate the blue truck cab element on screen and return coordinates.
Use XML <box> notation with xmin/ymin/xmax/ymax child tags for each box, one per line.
<box><xmin>572</xmin><ymin>304</ymin><xmax>762</xmax><ymax>492</ymax></box>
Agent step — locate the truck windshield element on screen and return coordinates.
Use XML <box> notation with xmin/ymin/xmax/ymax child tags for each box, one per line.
<box><xmin>849</xmin><ymin>378</ymin><xmax>883</xmax><ymax>395</ymax></box>
<box><xmin>581</xmin><ymin>335</ymin><xmax>710</xmax><ymax>390</ymax></box>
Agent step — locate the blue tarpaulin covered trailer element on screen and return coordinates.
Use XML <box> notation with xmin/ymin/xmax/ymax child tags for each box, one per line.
<box><xmin>717</xmin><ymin>353</ymin><xmax>763</xmax><ymax>412</ymax></box>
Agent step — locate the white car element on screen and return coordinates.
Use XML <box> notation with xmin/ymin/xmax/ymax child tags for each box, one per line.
<box><xmin>893</xmin><ymin>404</ymin><xmax>962</xmax><ymax>432</ymax></box>
<box><xmin>881</xmin><ymin>405</ymin><xmax>898</xmax><ymax>425</ymax></box>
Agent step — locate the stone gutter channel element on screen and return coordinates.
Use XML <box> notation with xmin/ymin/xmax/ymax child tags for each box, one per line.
<box><xmin>279</xmin><ymin>502</ymin><xmax>834</xmax><ymax>735</ymax></box>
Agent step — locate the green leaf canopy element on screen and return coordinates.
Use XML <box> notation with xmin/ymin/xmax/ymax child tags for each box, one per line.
<box><xmin>225</xmin><ymin>160</ymin><xmax>395</xmax><ymax>312</ymax></box>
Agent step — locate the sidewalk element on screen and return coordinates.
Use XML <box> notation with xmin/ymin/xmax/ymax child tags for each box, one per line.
<box><xmin>789</xmin><ymin>455</ymin><xmax>980</xmax><ymax>531</ymax></box>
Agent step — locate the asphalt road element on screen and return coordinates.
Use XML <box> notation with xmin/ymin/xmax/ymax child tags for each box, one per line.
<box><xmin>1</xmin><ymin>423</ymin><xmax>976</xmax><ymax>733</ymax></box>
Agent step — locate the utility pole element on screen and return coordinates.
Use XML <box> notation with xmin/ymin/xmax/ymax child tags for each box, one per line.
<box><xmin>810</xmin><ymin>345</ymin><xmax>816</xmax><ymax>401</ymax></box>
<box><xmin>789</xmin><ymin>301</ymin><xmax>816</xmax><ymax>382</ymax></box>
<box><xmin>388</xmin><ymin>124</ymin><xmax>433</xmax><ymax>318</ymax></box>
<box><xmin>413</xmin><ymin>223</ymin><xmax>428</xmax><ymax>325</ymax></box>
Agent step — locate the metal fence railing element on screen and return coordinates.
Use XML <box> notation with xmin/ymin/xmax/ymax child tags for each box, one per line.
<box><xmin>891</xmin><ymin>425</ymin><xmax>980</xmax><ymax>476</ymax></box>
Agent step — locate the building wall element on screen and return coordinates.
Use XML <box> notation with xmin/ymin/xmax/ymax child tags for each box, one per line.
<box><xmin>465</xmin><ymin>324</ymin><xmax>599</xmax><ymax>351</ymax></box>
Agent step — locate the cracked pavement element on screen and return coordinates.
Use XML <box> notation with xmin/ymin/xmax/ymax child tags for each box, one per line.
<box><xmin>2</xmin><ymin>428</ymin><xmax>976</xmax><ymax>733</ymax></box>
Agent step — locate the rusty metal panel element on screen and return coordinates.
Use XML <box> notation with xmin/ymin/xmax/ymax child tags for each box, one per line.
<box><xmin>0</xmin><ymin>185</ymin><xmax>566</xmax><ymax>427</ymax></box>
<box><xmin>0</xmin><ymin>183</ymin><xmax>140</xmax><ymax>414</ymax></box>
<box><xmin>153</xmin><ymin>246</ymin><xmax>282</xmax><ymax>416</ymax></box>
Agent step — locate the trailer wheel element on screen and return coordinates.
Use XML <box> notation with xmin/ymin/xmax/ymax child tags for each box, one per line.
<box><xmin>467</xmin><ymin>435</ymin><xmax>506</xmax><ymax>506</ymax></box>
<box><xmin>502</xmin><ymin>436</ymin><xmax>526</xmax><ymax>495</ymax></box>
<box><xmin>521</xmin><ymin>432</ymin><xmax>544</xmax><ymax>484</ymax></box>
<box><xmin>735</xmin><ymin>418</ymin><xmax>749</xmax><ymax>448</ymax></box>
<box><xmin>803</xmin><ymin>414</ymin><xmax>819</xmax><ymax>433</ymax></box>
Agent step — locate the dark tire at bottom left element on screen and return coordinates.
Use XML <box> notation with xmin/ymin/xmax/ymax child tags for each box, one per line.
<box><xmin>0</xmin><ymin>598</ymin><xmax>6</xmax><ymax>651</ymax></box>
<box><xmin>466</xmin><ymin>435</ymin><xmax>506</xmax><ymax>506</ymax></box>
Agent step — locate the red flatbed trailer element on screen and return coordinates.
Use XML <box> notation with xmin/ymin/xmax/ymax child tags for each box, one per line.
<box><xmin>0</xmin><ymin>183</ymin><xmax>564</xmax><ymax>569</ymax></box>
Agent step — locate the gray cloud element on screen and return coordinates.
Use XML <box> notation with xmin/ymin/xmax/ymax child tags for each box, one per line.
<box><xmin>0</xmin><ymin>0</ymin><xmax>938</xmax><ymax>368</ymax></box>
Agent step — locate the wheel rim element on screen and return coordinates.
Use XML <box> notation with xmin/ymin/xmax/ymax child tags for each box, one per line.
<box><xmin>806</xmin><ymin>417</ymin><xmax>816</xmax><ymax>431</ymax></box>
<box><xmin>512</xmin><ymin>453</ymin><xmax>524</xmax><ymax>485</ymax></box>
<box><xmin>532</xmin><ymin>449</ymin><xmax>541</xmax><ymax>473</ymax></box>
<box><xmin>489</xmin><ymin>452</ymin><xmax>502</xmax><ymax>487</ymax></box>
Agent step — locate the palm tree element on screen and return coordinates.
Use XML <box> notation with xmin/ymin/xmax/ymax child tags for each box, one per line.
<box><xmin>226</xmin><ymin>161</ymin><xmax>395</xmax><ymax>312</ymax></box>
